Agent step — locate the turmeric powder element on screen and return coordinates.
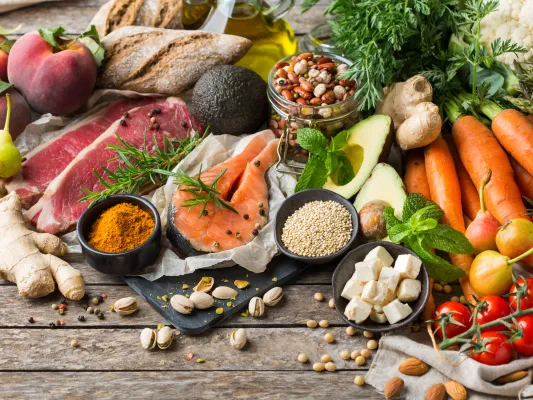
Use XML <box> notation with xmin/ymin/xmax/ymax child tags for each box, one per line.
<box><xmin>88</xmin><ymin>202</ymin><xmax>155</xmax><ymax>253</ymax></box>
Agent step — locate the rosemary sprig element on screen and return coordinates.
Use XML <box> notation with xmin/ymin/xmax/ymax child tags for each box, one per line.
<box><xmin>164</xmin><ymin>166</ymin><xmax>238</xmax><ymax>219</ymax></box>
<box><xmin>79</xmin><ymin>130</ymin><xmax>205</xmax><ymax>205</ymax></box>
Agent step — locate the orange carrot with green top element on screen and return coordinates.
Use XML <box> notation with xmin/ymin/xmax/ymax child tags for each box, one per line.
<box><xmin>510</xmin><ymin>156</ymin><xmax>533</xmax><ymax>201</ymax></box>
<box><xmin>404</xmin><ymin>149</ymin><xmax>431</xmax><ymax>199</ymax></box>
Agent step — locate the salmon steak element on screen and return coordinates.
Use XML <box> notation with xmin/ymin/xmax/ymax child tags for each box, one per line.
<box><xmin>167</xmin><ymin>131</ymin><xmax>279</xmax><ymax>256</ymax></box>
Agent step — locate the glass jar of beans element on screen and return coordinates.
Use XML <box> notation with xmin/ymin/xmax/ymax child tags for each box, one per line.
<box><xmin>267</xmin><ymin>52</ymin><xmax>359</xmax><ymax>171</ymax></box>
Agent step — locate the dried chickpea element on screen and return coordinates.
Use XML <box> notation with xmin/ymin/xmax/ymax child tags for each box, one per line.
<box><xmin>340</xmin><ymin>350</ymin><xmax>351</xmax><ymax>360</ymax></box>
<box><xmin>434</xmin><ymin>283</ymin><xmax>443</xmax><ymax>292</ymax></box>
<box><xmin>355</xmin><ymin>356</ymin><xmax>366</xmax><ymax>366</ymax></box>
<box><xmin>443</xmin><ymin>285</ymin><xmax>452</xmax><ymax>294</ymax></box>
<box><xmin>313</xmin><ymin>362</ymin><xmax>325</xmax><ymax>372</ymax></box>
<box><xmin>306</xmin><ymin>320</ymin><xmax>318</xmax><ymax>328</ymax></box>
<box><xmin>451</xmin><ymin>296</ymin><xmax>460</xmax><ymax>302</ymax></box>
<box><xmin>460</xmin><ymin>295</ymin><xmax>466</xmax><ymax>303</ymax></box>
<box><xmin>319</xmin><ymin>320</ymin><xmax>329</xmax><ymax>328</ymax></box>
<box><xmin>314</xmin><ymin>292</ymin><xmax>324</xmax><ymax>302</ymax></box>
<box><xmin>363</xmin><ymin>331</ymin><xmax>374</xmax><ymax>338</ymax></box>
<box><xmin>346</xmin><ymin>326</ymin><xmax>356</xmax><ymax>336</ymax></box>
<box><xmin>298</xmin><ymin>353</ymin><xmax>308</xmax><ymax>363</ymax></box>
<box><xmin>367</xmin><ymin>340</ymin><xmax>378</xmax><ymax>350</ymax></box>
<box><xmin>354</xmin><ymin>376</ymin><xmax>365</xmax><ymax>386</ymax></box>
<box><xmin>325</xmin><ymin>362</ymin><xmax>336</xmax><ymax>372</ymax></box>
<box><xmin>328</xmin><ymin>299</ymin><xmax>335</xmax><ymax>309</ymax></box>
<box><xmin>321</xmin><ymin>354</ymin><xmax>332</xmax><ymax>363</ymax></box>
<box><xmin>351</xmin><ymin>350</ymin><xmax>361</xmax><ymax>360</ymax></box>
<box><xmin>361</xmin><ymin>349</ymin><xmax>371</xmax><ymax>358</ymax></box>
<box><xmin>324</xmin><ymin>333</ymin><xmax>335</xmax><ymax>343</ymax></box>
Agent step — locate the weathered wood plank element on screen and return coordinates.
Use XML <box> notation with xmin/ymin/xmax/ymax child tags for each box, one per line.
<box><xmin>0</xmin><ymin>371</ymin><xmax>381</xmax><ymax>400</ymax></box>
<box><xmin>0</xmin><ymin>327</ymin><xmax>376</xmax><ymax>371</ymax></box>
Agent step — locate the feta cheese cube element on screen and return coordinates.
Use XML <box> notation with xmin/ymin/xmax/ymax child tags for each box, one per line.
<box><xmin>394</xmin><ymin>254</ymin><xmax>422</xmax><ymax>279</ymax></box>
<box><xmin>341</xmin><ymin>279</ymin><xmax>365</xmax><ymax>301</ymax></box>
<box><xmin>355</xmin><ymin>258</ymin><xmax>381</xmax><ymax>282</ymax></box>
<box><xmin>361</xmin><ymin>280</ymin><xmax>389</xmax><ymax>305</ymax></box>
<box><xmin>370</xmin><ymin>307</ymin><xmax>388</xmax><ymax>324</ymax></box>
<box><xmin>378</xmin><ymin>266</ymin><xmax>401</xmax><ymax>293</ymax></box>
<box><xmin>373</xmin><ymin>304</ymin><xmax>384</xmax><ymax>313</ymax></box>
<box><xmin>365</xmin><ymin>246</ymin><xmax>394</xmax><ymax>268</ymax></box>
<box><xmin>383</xmin><ymin>299</ymin><xmax>413</xmax><ymax>324</ymax></box>
<box><xmin>344</xmin><ymin>296</ymin><xmax>372</xmax><ymax>323</ymax></box>
<box><xmin>397</xmin><ymin>279</ymin><xmax>421</xmax><ymax>302</ymax></box>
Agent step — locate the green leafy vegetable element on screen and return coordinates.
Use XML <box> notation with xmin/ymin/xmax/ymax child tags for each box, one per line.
<box><xmin>385</xmin><ymin>193</ymin><xmax>473</xmax><ymax>283</ymax></box>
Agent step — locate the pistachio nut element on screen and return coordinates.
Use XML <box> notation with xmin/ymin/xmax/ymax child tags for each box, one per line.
<box><xmin>156</xmin><ymin>326</ymin><xmax>174</xmax><ymax>350</ymax></box>
<box><xmin>189</xmin><ymin>291</ymin><xmax>214</xmax><ymax>309</ymax></box>
<box><xmin>212</xmin><ymin>286</ymin><xmax>238</xmax><ymax>300</ymax></box>
<box><xmin>114</xmin><ymin>297</ymin><xmax>138</xmax><ymax>316</ymax></box>
<box><xmin>263</xmin><ymin>287</ymin><xmax>283</xmax><ymax>306</ymax></box>
<box><xmin>248</xmin><ymin>297</ymin><xmax>265</xmax><ymax>317</ymax></box>
<box><xmin>170</xmin><ymin>294</ymin><xmax>194</xmax><ymax>314</ymax></box>
<box><xmin>234</xmin><ymin>280</ymin><xmax>250</xmax><ymax>289</ymax></box>
<box><xmin>193</xmin><ymin>277</ymin><xmax>214</xmax><ymax>293</ymax></box>
<box><xmin>140</xmin><ymin>328</ymin><xmax>157</xmax><ymax>350</ymax></box>
<box><xmin>230</xmin><ymin>328</ymin><xmax>247</xmax><ymax>350</ymax></box>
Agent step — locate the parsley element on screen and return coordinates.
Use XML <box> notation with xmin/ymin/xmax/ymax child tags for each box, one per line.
<box><xmin>294</xmin><ymin>128</ymin><xmax>354</xmax><ymax>192</ymax></box>
<box><xmin>384</xmin><ymin>193</ymin><xmax>473</xmax><ymax>283</ymax></box>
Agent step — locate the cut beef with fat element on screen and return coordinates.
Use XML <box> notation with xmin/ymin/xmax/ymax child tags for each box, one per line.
<box><xmin>5</xmin><ymin>98</ymin><xmax>154</xmax><ymax>208</ymax></box>
<box><xmin>28</xmin><ymin>97</ymin><xmax>202</xmax><ymax>234</ymax></box>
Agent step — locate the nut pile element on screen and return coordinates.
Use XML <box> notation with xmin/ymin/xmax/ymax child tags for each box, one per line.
<box><xmin>281</xmin><ymin>200</ymin><xmax>352</xmax><ymax>257</ymax></box>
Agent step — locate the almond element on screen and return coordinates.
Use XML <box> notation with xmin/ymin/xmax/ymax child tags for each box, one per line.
<box><xmin>425</xmin><ymin>383</ymin><xmax>446</xmax><ymax>400</ymax></box>
<box><xmin>495</xmin><ymin>370</ymin><xmax>528</xmax><ymax>384</ymax></box>
<box><xmin>398</xmin><ymin>357</ymin><xmax>430</xmax><ymax>376</ymax></box>
<box><xmin>384</xmin><ymin>376</ymin><xmax>404</xmax><ymax>399</ymax></box>
<box><xmin>444</xmin><ymin>381</ymin><xmax>468</xmax><ymax>400</ymax></box>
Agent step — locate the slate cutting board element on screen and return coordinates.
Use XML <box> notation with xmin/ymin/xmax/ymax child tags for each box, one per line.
<box><xmin>123</xmin><ymin>255</ymin><xmax>309</xmax><ymax>334</ymax></box>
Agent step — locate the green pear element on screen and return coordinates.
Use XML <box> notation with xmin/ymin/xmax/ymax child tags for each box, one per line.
<box><xmin>0</xmin><ymin>93</ymin><xmax>22</xmax><ymax>178</ymax></box>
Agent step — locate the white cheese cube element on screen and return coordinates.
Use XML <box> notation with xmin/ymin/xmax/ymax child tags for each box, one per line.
<box><xmin>373</xmin><ymin>304</ymin><xmax>384</xmax><ymax>313</ymax></box>
<box><xmin>361</xmin><ymin>280</ymin><xmax>389</xmax><ymax>305</ymax></box>
<box><xmin>378</xmin><ymin>267</ymin><xmax>401</xmax><ymax>293</ymax></box>
<box><xmin>384</xmin><ymin>291</ymin><xmax>396</xmax><ymax>305</ymax></box>
<box><xmin>383</xmin><ymin>299</ymin><xmax>413</xmax><ymax>324</ymax></box>
<box><xmin>370</xmin><ymin>307</ymin><xmax>388</xmax><ymax>324</ymax></box>
<box><xmin>365</xmin><ymin>246</ymin><xmax>394</xmax><ymax>268</ymax></box>
<box><xmin>344</xmin><ymin>296</ymin><xmax>372</xmax><ymax>323</ymax></box>
<box><xmin>355</xmin><ymin>258</ymin><xmax>381</xmax><ymax>282</ymax></box>
<box><xmin>394</xmin><ymin>254</ymin><xmax>422</xmax><ymax>279</ymax></box>
<box><xmin>341</xmin><ymin>279</ymin><xmax>365</xmax><ymax>301</ymax></box>
<box><xmin>397</xmin><ymin>279</ymin><xmax>421</xmax><ymax>302</ymax></box>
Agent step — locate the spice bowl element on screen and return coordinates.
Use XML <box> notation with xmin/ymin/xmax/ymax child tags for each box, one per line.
<box><xmin>274</xmin><ymin>189</ymin><xmax>359</xmax><ymax>265</ymax></box>
<box><xmin>77</xmin><ymin>194</ymin><xmax>162</xmax><ymax>276</ymax></box>
<box><xmin>332</xmin><ymin>242</ymin><xmax>430</xmax><ymax>333</ymax></box>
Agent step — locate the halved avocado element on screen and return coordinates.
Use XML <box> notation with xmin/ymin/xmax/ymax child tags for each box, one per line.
<box><xmin>354</xmin><ymin>163</ymin><xmax>407</xmax><ymax>219</ymax></box>
<box><xmin>323</xmin><ymin>114</ymin><xmax>393</xmax><ymax>198</ymax></box>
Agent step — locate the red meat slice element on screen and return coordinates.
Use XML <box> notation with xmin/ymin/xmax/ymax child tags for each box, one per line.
<box><xmin>5</xmin><ymin>98</ymin><xmax>153</xmax><ymax>208</ymax></box>
<box><xmin>28</xmin><ymin>97</ymin><xmax>202</xmax><ymax>234</ymax></box>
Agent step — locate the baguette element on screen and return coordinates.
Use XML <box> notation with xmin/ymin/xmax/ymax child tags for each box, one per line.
<box><xmin>90</xmin><ymin>0</ymin><xmax>183</xmax><ymax>38</ymax></box>
<box><xmin>97</xmin><ymin>26</ymin><xmax>252</xmax><ymax>95</ymax></box>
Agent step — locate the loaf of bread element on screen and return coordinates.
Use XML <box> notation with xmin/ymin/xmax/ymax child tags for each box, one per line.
<box><xmin>97</xmin><ymin>26</ymin><xmax>252</xmax><ymax>94</ymax></box>
<box><xmin>90</xmin><ymin>0</ymin><xmax>183</xmax><ymax>38</ymax></box>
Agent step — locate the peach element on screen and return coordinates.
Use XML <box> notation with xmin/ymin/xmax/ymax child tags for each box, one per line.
<box><xmin>7</xmin><ymin>31</ymin><xmax>96</xmax><ymax>116</ymax></box>
<box><xmin>0</xmin><ymin>88</ymin><xmax>31</xmax><ymax>139</ymax></box>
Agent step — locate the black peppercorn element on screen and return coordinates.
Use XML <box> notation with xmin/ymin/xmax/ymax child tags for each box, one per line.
<box><xmin>181</xmin><ymin>121</ymin><xmax>188</xmax><ymax>128</ymax></box>
<box><xmin>153</xmin><ymin>108</ymin><xmax>161</xmax><ymax>114</ymax></box>
<box><xmin>123</xmin><ymin>111</ymin><xmax>129</xmax><ymax>118</ymax></box>
<box><xmin>148</xmin><ymin>124</ymin><xmax>154</xmax><ymax>130</ymax></box>
<box><xmin>78</xmin><ymin>315</ymin><xmax>85</xmax><ymax>322</ymax></box>
<box><xmin>259</xmin><ymin>209</ymin><xmax>266</xmax><ymax>216</ymax></box>
<box><xmin>252</xmin><ymin>229</ymin><xmax>259</xmax><ymax>236</ymax></box>
<box><xmin>97</xmin><ymin>295</ymin><xmax>104</xmax><ymax>303</ymax></box>
<box><xmin>148</xmin><ymin>111</ymin><xmax>154</xmax><ymax>118</ymax></box>
<box><xmin>28</xmin><ymin>317</ymin><xmax>34</xmax><ymax>323</ymax></box>
<box><xmin>226</xmin><ymin>230</ymin><xmax>232</xmax><ymax>235</ymax></box>
<box><xmin>49</xmin><ymin>322</ymin><xmax>56</xmax><ymax>329</ymax></box>
<box><xmin>120</xmin><ymin>119</ymin><xmax>126</xmax><ymax>126</ymax></box>
<box><xmin>154</xmin><ymin>123</ymin><xmax>160</xmax><ymax>130</ymax></box>
<box><xmin>97</xmin><ymin>313</ymin><xmax>105</xmax><ymax>320</ymax></box>
<box><xmin>254</xmin><ymin>160</ymin><xmax>261</xmax><ymax>167</ymax></box>
<box><xmin>243</xmin><ymin>214</ymin><xmax>249</xmax><ymax>220</ymax></box>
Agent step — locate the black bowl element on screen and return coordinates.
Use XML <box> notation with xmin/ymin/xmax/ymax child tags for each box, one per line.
<box><xmin>77</xmin><ymin>195</ymin><xmax>162</xmax><ymax>275</ymax></box>
<box><xmin>332</xmin><ymin>242</ymin><xmax>430</xmax><ymax>333</ymax></box>
<box><xmin>274</xmin><ymin>189</ymin><xmax>359</xmax><ymax>265</ymax></box>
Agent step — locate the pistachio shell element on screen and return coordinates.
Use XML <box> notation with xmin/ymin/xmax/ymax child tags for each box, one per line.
<box><xmin>156</xmin><ymin>326</ymin><xmax>174</xmax><ymax>349</ymax></box>
<box><xmin>248</xmin><ymin>297</ymin><xmax>265</xmax><ymax>317</ymax></box>
<box><xmin>263</xmin><ymin>287</ymin><xmax>283</xmax><ymax>306</ymax></box>
<box><xmin>114</xmin><ymin>297</ymin><xmax>138</xmax><ymax>315</ymax></box>
<box><xmin>230</xmin><ymin>328</ymin><xmax>247</xmax><ymax>350</ymax></box>
<box><xmin>140</xmin><ymin>328</ymin><xmax>157</xmax><ymax>350</ymax></box>
<box><xmin>189</xmin><ymin>291</ymin><xmax>214</xmax><ymax>309</ymax></box>
<box><xmin>212</xmin><ymin>286</ymin><xmax>238</xmax><ymax>300</ymax></box>
<box><xmin>193</xmin><ymin>277</ymin><xmax>214</xmax><ymax>292</ymax></box>
<box><xmin>170</xmin><ymin>294</ymin><xmax>194</xmax><ymax>314</ymax></box>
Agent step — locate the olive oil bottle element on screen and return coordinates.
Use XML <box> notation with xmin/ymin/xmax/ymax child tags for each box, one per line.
<box><xmin>195</xmin><ymin>0</ymin><xmax>298</xmax><ymax>80</ymax></box>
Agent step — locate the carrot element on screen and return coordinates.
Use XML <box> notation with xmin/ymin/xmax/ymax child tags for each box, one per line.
<box><xmin>424</xmin><ymin>136</ymin><xmax>476</xmax><ymax>304</ymax></box>
<box><xmin>527</xmin><ymin>115</ymin><xmax>533</xmax><ymax>124</ymax></box>
<box><xmin>404</xmin><ymin>149</ymin><xmax>431</xmax><ymax>199</ymax></box>
<box><xmin>510</xmin><ymin>156</ymin><xmax>533</xmax><ymax>201</ymax></box>
<box><xmin>446</xmin><ymin>137</ymin><xmax>480</xmax><ymax>221</ymax></box>
<box><xmin>452</xmin><ymin>115</ymin><xmax>530</xmax><ymax>225</ymax></box>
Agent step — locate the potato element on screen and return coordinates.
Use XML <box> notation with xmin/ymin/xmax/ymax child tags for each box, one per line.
<box><xmin>359</xmin><ymin>200</ymin><xmax>389</xmax><ymax>240</ymax></box>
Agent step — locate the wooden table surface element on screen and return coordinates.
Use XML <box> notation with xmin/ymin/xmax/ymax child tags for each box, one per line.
<box><xmin>0</xmin><ymin>2</ymin><xmax>455</xmax><ymax>399</ymax></box>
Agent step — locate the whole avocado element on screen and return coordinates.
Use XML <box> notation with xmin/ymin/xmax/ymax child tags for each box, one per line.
<box><xmin>191</xmin><ymin>65</ymin><xmax>268</xmax><ymax>136</ymax></box>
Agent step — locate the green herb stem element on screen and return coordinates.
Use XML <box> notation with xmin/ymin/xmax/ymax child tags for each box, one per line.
<box><xmin>479</xmin><ymin>99</ymin><xmax>503</xmax><ymax>121</ymax></box>
<box><xmin>508</xmin><ymin>246</ymin><xmax>533</xmax><ymax>265</ymax></box>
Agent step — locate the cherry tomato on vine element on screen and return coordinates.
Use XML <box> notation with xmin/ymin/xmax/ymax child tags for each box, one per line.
<box><xmin>509</xmin><ymin>278</ymin><xmax>533</xmax><ymax>311</ymax></box>
<box><xmin>512</xmin><ymin>315</ymin><xmax>533</xmax><ymax>356</ymax></box>
<box><xmin>476</xmin><ymin>295</ymin><xmax>511</xmax><ymax>332</ymax></box>
<box><xmin>471</xmin><ymin>331</ymin><xmax>512</xmax><ymax>366</ymax></box>
<box><xmin>432</xmin><ymin>301</ymin><xmax>472</xmax><ymax>339</ymax></box>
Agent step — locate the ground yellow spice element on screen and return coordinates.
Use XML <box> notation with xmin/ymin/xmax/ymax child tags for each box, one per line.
<box><xmin>88</xmin><ymin>202</ymin><xmax>155</xmax><ymax>253</ymax></box>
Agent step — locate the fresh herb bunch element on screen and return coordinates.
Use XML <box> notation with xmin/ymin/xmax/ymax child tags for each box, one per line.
<box><xmin>384</xmin><ymin>193</ymin><xmax>473</xmax><ymax>283</ymax></box>
<box><xmin>294</xmin><ymin>127</ymin><xmax>354</xmax><ymax>192</ymax></box>
<box><xmin>171</xmin><ymin>166</ymin><xmax>238</xmax><ymax>219</ymax></box>
<box><xmin>80</xmin><ymin>131</ymin><xmax>204</xmax><ymax>205</ymax></box>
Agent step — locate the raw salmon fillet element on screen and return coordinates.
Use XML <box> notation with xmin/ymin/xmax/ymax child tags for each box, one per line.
<box><xmin>168</xmin><ymin>131</ymin><xmax>279</xmax><ymax>256</ymax></box>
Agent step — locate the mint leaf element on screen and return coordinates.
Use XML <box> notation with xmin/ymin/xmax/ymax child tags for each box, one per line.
<box><xmin>402</xmin><ymin>193</ymin><xmax>443</xmax><ymax>221</ymax></box>
<box><xmin>383</xmin><ymin>206</ymin><xmax>401</xmax><ymax>229</ymax></box>
<box><xmin>388</xmin><ymin>223</ymin><xmax>412</xmax><ymax>243</ymax></box>
<box><xmin>0</xmin><ymin>81</ymin><xmax>12</xmax><ymax>95</ymax></box>
<box><xmin>336</xmin><ymin>154</ymin><xmax>354</xmax><ymax>185</ymax></box>
<box><xmin>408</xmin><ymin>236</ymin><xmax>466</xmax><ymax>283</ymax></box>
<box><xmin>331</xmin><ymin>130</ymin><xmax>349</xmax><ymax>150</ymax></box>
<box><xmin>413</xmin><ymin>218</ymin><xmax>438</xmax><ymax>233</ymax></box>
<box><xmin>297</xmin><ymin>128</ymin><xmax>327</xmax><ymax>156</ymax></box>
<box><xmin>421</xmin><ymin>224</ymin><xmax>474</xmax><ymax>254</ymax></box>
<box><xmin>38</xmin><ymin>26</ymin><xmax>66</xmax><ymax>47</ymax></box>
<box><xmin>325</xmin><ymin>151</ymin><xmax>340</xmax><ymax>177</ymax></box>
<box><xmin>295</xmin><ymin>156</ymin><xmax>326</xmax><ymax>192</ymax></box>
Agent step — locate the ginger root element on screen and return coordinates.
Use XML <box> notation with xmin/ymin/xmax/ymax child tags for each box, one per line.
<box><xmin>0</xmin><ymin>192</ymin><xmax>85</xmax><ymax>299</ymax></box>
<box><xmin>376</xmin><ymin>74</ymin><xmax>442</xmax><ymax>151</ymax></box>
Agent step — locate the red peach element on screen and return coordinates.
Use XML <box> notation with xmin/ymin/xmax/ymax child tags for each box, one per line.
<box><xmin>0</xmin><ymin>88</ymin><xmax>31</xmax><ymax>139</ymax></box>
